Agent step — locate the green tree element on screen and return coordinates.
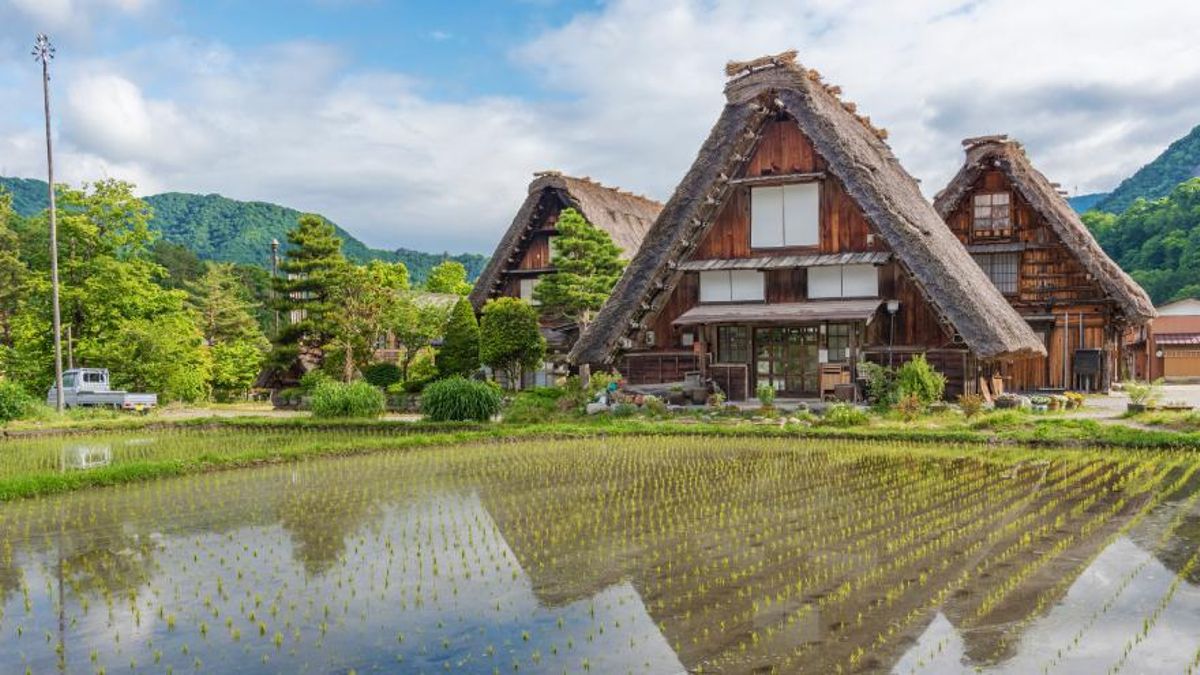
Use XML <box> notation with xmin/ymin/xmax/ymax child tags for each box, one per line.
<box><xmin>271</xmin><ymin>214</ymin><xmax>345</xmax><ymax>370</ymax></box>
<box><xmin>390</xmin><ymin>294</ymin><xmax>451</xmax><ymax>384</ymax></box>
<box><xmin>533</xmin><ymin>208</ymin><xmax>626</xmax><ymax>331</ymax></box>
<box><xmin>424</xmin><ymin>260</ymin><xmax>472</xmax><ymax>295</ymax></box>
<box><xmin>188</xmin><ymin>263</ymin><xmax>270</xmax><ymax>400</ymax></box>
<box><xmin>437</xmin><ymin>298</ymin><xmax>481</xmax><ymax>379</ymax></box>
<box><xmin>4</xmin><ymin>180</ymin><xmax>210</xmax><ymax>401</ymax></box>
<box><xmin>325</xmin><ymin>261</ymin><xmax>408</xmax><ymax>381</ymax></box>
<box><xmin>0</xmin><ymin>190</ymin><xmax>28</xmax><ymax>351</ymax></box>
<box><xmin>479</xmin><ymin>297</ymin><xmax>545</xmax><ymax>390</ymax></box>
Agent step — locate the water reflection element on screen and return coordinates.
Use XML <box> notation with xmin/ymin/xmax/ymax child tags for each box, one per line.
<box><xmin>0</xmin><ymin>438</ymin><xmax>1197</xmax><ymax>674</ymax></box>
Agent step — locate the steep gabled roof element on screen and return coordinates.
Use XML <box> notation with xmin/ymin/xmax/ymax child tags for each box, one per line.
<box><xmin>571</xmin><ymin>52</ymin><xmax>1045</xmax><ymax>365</ymax></box>
<box><xmin>469</xmin><ymin>172</ymin><xmax>663</xmax><ymax>310</ymax></box>
<box><xmin>934</xmin><ymin>136</ymin><xmax>1156</xmax><ymax>324</ymax></box>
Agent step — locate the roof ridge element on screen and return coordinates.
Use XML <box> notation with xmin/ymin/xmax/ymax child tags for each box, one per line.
<box><xmin>533</xmin><ymin>170</ymin><xmax>662</xmax><ymax>208</ymax></box>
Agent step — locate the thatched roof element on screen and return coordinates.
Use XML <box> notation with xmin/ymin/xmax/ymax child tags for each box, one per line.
<box><xmin>469</xmin><ymin>172</ymin><xmax>663</xmax><ymax>310</ymax></box>
<box><xmin>934</xmin><ymin>136</ymin><xmax>1156</xmax><ymax>324</ymax></box>
<box><xmin>571</xmin><ymin>52</ymin><xmax>1045</xmax><ymax>365</ymax></box>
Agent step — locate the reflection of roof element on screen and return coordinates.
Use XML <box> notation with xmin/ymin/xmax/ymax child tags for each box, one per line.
<box><xmin>1155</xmin><ymin>333</ymin><xmax>1200</xmax><ymax>346</ymax></box>
<box><xmin>672</xmin><ymin>299</ymin><xmax>883</xmax><ymax>326</ymax></box>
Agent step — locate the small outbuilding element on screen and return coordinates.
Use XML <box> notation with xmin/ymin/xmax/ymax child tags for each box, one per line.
<box><xmin>1127</xmin><ymin>298</ymin><xmax>1200</xmax><ymax>381</ymax></box>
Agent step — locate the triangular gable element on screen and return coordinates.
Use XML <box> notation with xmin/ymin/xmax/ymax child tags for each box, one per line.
<box><xmin>572</xmin><ymin>54</ymin><xmax>1045</xmax><ymax>365</ymax></box>
<box><xmin>933</xmin><ymin>138</ymin><xmax>1155</xmax><ymax>324</ymax></box>
<box><xmin>469</xmin><ymin>172</ymin><xmax>662</xmax><ymax>310</ymax></box>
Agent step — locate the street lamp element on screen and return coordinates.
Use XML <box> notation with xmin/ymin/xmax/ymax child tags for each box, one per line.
<box><xmin>886</xmin><ymin>299</ymin><xmax>900</xmax><ymax>368</ymax></box>
<box><xmin>33</xmin><ymin>33</ymin><xmax>65</xmax><ymax>413</ymax></box>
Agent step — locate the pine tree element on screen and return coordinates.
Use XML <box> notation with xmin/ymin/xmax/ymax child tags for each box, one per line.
<box><xmin>437</xmin><ymin>298</ymin><xmax>480</xmax><ymax>379</ymax></box>
<box><xmin>189</xmin><ymin>263</ymin><xmax>268</xmax><ymax>347</ymax></box>
<box><xmin>271</xmin><ymin>214</ymin><xmax>345</xmax><ymax>368</ymax></box>
<box><xmin>533</xmin><ymin>208</ymin><xmax>625</xmax><ymax>331</ymax></box>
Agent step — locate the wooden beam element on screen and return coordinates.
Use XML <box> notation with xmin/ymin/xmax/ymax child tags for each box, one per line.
<box><xmin>728</xmin><ymin>172</ymin><xmax>826</xmax><ymax>187</ymax></box>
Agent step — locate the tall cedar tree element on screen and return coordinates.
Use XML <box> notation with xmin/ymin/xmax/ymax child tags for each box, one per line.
<box><xmin>437</xmin><ymin>298</ymin><xmax>481</xmax><ymax>378</ymax></box>
<box><xmin>189</xmin><ymin>263</ymin><xmax>269</xmax><ymax>348</ymax></box>
<box><xmin>533</xmin><ymin>208</ymin><xmax>625</xmax><ymax>330</ymax></box>
<box><xmin>271</xmin><ymin>215</ymin><xmax>345</xmax><ymax>369</ymax></box>
<box><xmin>479</xmin><ymin>297</ymin><xmax>545</xmax><ymax>390</ymax></box>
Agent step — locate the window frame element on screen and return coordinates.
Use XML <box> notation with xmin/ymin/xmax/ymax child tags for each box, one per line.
<box><xmin>750</xmin><ymin>183</ymin><xmax>820</xmax><ymax>249</ymax></box>
<box><xmin>971</xmin><ymin>191</ymin><xmax>1013</xmax><ymax>238</ymax></box>
<box><xmin>972</xmin><ymin>252</ymin><xmax>1020</xmax><ymax>295</ymax></box>
<box><xmin>699</xmin><ymin>270</ymin><xmax>765</xmax><ymax>304</ymax></box>
<box><xmin>717</xmin><ymin>326</ymin><xmax>751</xmax><ymax>364</ymax></box>
<box><xmin>806</xmin><ymin>264</ymin><xmax>879</xmax><ymax>299</ymax></box>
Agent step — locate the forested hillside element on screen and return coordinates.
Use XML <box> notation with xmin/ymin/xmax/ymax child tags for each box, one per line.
<box><xmin>1094</xmin><ymin>124</ymin><xmax>1200</xmax><ymax>213</ymax></box>
<box><xmin>1085</xmin><ymin>178</ymin><xmax>1200</xmax><ymax>303</ymax></box>
<box><xmin>0</xmin><ymin>177</ymin><xmax>487</xmax><ymax>283</ymax></box>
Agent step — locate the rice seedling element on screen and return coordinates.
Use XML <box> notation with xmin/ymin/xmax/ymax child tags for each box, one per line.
<box><xmin>0</xmin><ymin>434</ymin><xmax>1197</xmax><ymax>672</ymax></box>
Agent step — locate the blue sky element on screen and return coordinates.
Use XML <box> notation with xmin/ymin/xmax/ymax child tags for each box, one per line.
<box><xmin>1</xmin><ymin>1</ymin><xmax>1199</xmax><ymax>254</ymax></box>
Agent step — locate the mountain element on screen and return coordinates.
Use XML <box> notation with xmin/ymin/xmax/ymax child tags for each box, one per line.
<box><xmin>0</xmin><ymin>177</ymin><xmax>487</xmax><ymax>283</ymax></box>
<box><xmin>1094</xmin><ymin>124</ymin><xmax>1200</xmax><ymax>213</ymax></box>
<box><xmin>1068</xmin><ymin>192</ymin><xmax>1109</xmax><ymax>213</ymax></box>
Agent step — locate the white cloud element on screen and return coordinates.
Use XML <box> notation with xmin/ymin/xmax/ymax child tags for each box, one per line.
<box><xmin>2</xmin><ymin>0</ymin><xmax>1199</xmax><ymax>253</ymax></box>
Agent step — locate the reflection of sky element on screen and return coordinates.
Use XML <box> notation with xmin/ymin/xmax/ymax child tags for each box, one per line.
<box><xmin>1</xmin><ymin>489</ymin><xmax>683</xmax><ymax>674</ymax></box>
<box><xmin>895</xmin><ymin>536</ymin><xmax>1200</xmax><ymax>674</ymax></box>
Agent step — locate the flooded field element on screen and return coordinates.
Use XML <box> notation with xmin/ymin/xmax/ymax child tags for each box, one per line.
<box><xmin>0</xmin><ymin>433</ymin><xmax>1198</xmax><ymax>673</ymax></box>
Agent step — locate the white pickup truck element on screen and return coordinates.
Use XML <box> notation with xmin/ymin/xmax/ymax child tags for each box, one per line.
<box><xmin>47</xmin><ymin>368</ymin><xmax>158</xmax><ymax>412</ymax></box>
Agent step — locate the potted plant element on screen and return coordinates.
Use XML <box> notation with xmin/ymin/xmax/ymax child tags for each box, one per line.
<box><xmin>756</xmin><ymin>382</ymin><xmax>777</xmax><ymax>410</ymax></box>
<box><xmin>1029</xmin><ymin>395</ymin><xmax>1050</xmax><ymax>413</ymax></box>
<box><xmin>994</xmin><ymin>393</ymin><xmax>1021</xmax><ymax>410</ymax></box>
<box><xmin>1123</xmin><ymin>379</ymin><xmax>1160</xmax><ymax>414</ymax></box>
<box><xmin>668</xmin><ymin>384</ymin><xmax>686</xmax><ymax>406</ymax></box>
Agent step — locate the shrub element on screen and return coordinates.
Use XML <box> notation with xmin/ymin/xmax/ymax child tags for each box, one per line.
<box><xmin>643</xmin><ymin>394</ymin><xmax>668</xmax><ymax>417</ymax></box>
<box><xmin>895</xmin><ymin>355</ymin><xmax>946</xmax><ymax>404</ymax></box>
<box><xmin>859</xmin><ymin>362</ymin><xmax>898</xmax><ymax>408</ymax></box>
<box><xmin>818</xmin><ymin>403</ymin><xmax>869</xmax><ymax>427</ymax></box>
<box><xmin>479</xmin><ymin>298</ymin><xmax>546</xmax><ymax>389</ymax></box>
<box><xmin>362</xmin><ymin>362</ymin><xmax>403</xmax><ymax>388</ymax></box>
<box><xmin>421</xmin><ymin>376</ymin><xmax>502</xmax><ymax>422</ymax></box>
<box><xmin>755</xmin><ymin>383</ymin><xmax>776</xmax><ymax>408</ymax></box>
<box><xmin>587</xmin><ymin>370</ymin><xmax>622</xmax><ymax>400</ymax></box>
<box><xmin>708</xmin><ymin>391</ymin><xmax>727</xmax><ymax>408</ymax></box>
<box><xmin>1122</xmin><ymin>379</ymin><xmax>1160</xmax><ymax>406</ymax></box>
<box><xmin>0</xmin><ymin>380</ymin><xmax>36</xmax><ymax>423</ymax></box>
<box><xmin>895</xmin><ymin>393</ymin><xmax>923</xmax><ymax>421</ymax></box>
<box><xmin>610</xmin><ymin>402</ymin><xmax>638</xmax><ymax>418</ymax></box>
<box><xmin>310</xmin><ymin>380</ymin><xmax>386</xmax><ymax>419</ymax></box>
<box><xmin>299</xmin><ymin>370</ymin><xmax>332</xmax><ymax>394</ymax></box>
<box><xmin>957</xmin><ymin>393</ymin><xmax>985</xmax><ymax>418</ymax></box>
<box><xmin>503</xmin><ymin>387</ymin><xmax>572</xmax><ymax>424</ymax></box>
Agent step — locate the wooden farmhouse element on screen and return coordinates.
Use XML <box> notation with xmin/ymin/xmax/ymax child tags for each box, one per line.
<box><xmin>470</xmin><ymin>171</ymin><xmax>662</xmax><ymax>382</ymax></box>
<box><xmin>934</xmin><ymin>136</ymin><xmax>1156</xmax><ymax>392</ymax></box>
<box><xmin>570</xmin><ymin>52</ymin><xmax>1044</xmax><ymax>401</ymax></box>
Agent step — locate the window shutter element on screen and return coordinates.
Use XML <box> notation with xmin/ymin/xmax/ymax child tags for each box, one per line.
<box><xmin>699</xmin><ymin>271</ymin><xmax>733</xmax><ymax>303</ymax></box>
<box><xmin>782</xmin><ymin>183</ymin><xmax>819</xmax><ymax>246</ymax></box>
<box><xmin>751</xmin><ymin>187</ymin><xmax>784</xmax><ymax>248</ymax></box>
<box><xmin>807</xmin><ymin>266</ymin><xmax>842</xmax><ymax>299</ymax></box>
<box><xmin>840</xmin><ymin>265</ymin><xmax>878</xmax><ymax>297</ymax></box>
<box><xmin>729</xmin><ymin>270</ymin><xmax>765</xmax><ymax>301</ymax></box>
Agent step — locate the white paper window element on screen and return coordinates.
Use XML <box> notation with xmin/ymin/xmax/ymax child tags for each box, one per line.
<box><xmin>751</xmin><ymin>184</ymin><xmax>820</xmax><ymax>248</ymax></box>
<box><xmin>841</xmin><ymin>264</ymin><xmax>878</xmax><ymax>297</ymax></box>
<box><xmin>750</xmin><ymin>187</ymin><xmax>784</xmax><ymax>248</ymax></box>
<box><xmin>519</xmin><ymin>278</ymin><xmax>540</xmax><ymax>305</ymax></box>
<box><xmin>700</xmin><ymin>270</ymin><xmax>764</xmax><ymax>303</ymax></box>
<box><xmin>783</xmin><ymin>183</ymin><xmax>819</xmax><ymax>246</ymax></box>
<box><xmin>807</xmin><ymin>266</ymin><xmax>842</xmax><ymax>299</ymax></box>
<box><xmin>808</xmin><ymin>265</ymin><xmax>879</xmax><ymax>299</ymax></box>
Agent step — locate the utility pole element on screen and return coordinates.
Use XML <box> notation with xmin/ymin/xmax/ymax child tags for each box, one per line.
<box><xmin>34</xmin><ymin>33</ymin><xmax>65</xmax><ymax>412</ymax></box>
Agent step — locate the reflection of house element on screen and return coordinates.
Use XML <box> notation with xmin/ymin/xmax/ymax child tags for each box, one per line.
<box><xmin>1127</xmin><ymin>298</ymin><xmax>1200</xmax><ymax>381</ymax></box>
<box><xmin>934</xmin><ymin>136</ymin><xmax>1155</xmax><ymax>392</ymax></box>
<box><xmin>470</xmin><ymin>172</ymin><xmax>662</xmax><ymax>385</ymax></box>
<box><xmin>570</xmin><ymin>51</ymin><xmax>1043</xmax><ymax>401</ymax></box>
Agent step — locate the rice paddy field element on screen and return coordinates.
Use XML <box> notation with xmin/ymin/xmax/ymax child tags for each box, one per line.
<box><xmin>0</xmin><ymin>431</ymin><xmax>1199</xmax><ymax>674</ymax></box>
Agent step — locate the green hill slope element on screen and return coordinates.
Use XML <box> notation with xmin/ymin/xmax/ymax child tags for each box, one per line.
<box><xmin>0</xmin><ymin>177</ymin><xmax>486</xmax><ymax>282</ymax></box>
<box><xmin>1095</xmin><ymin>124</ymin><xmax>1200</xmax><ymax>213</ymax></box>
